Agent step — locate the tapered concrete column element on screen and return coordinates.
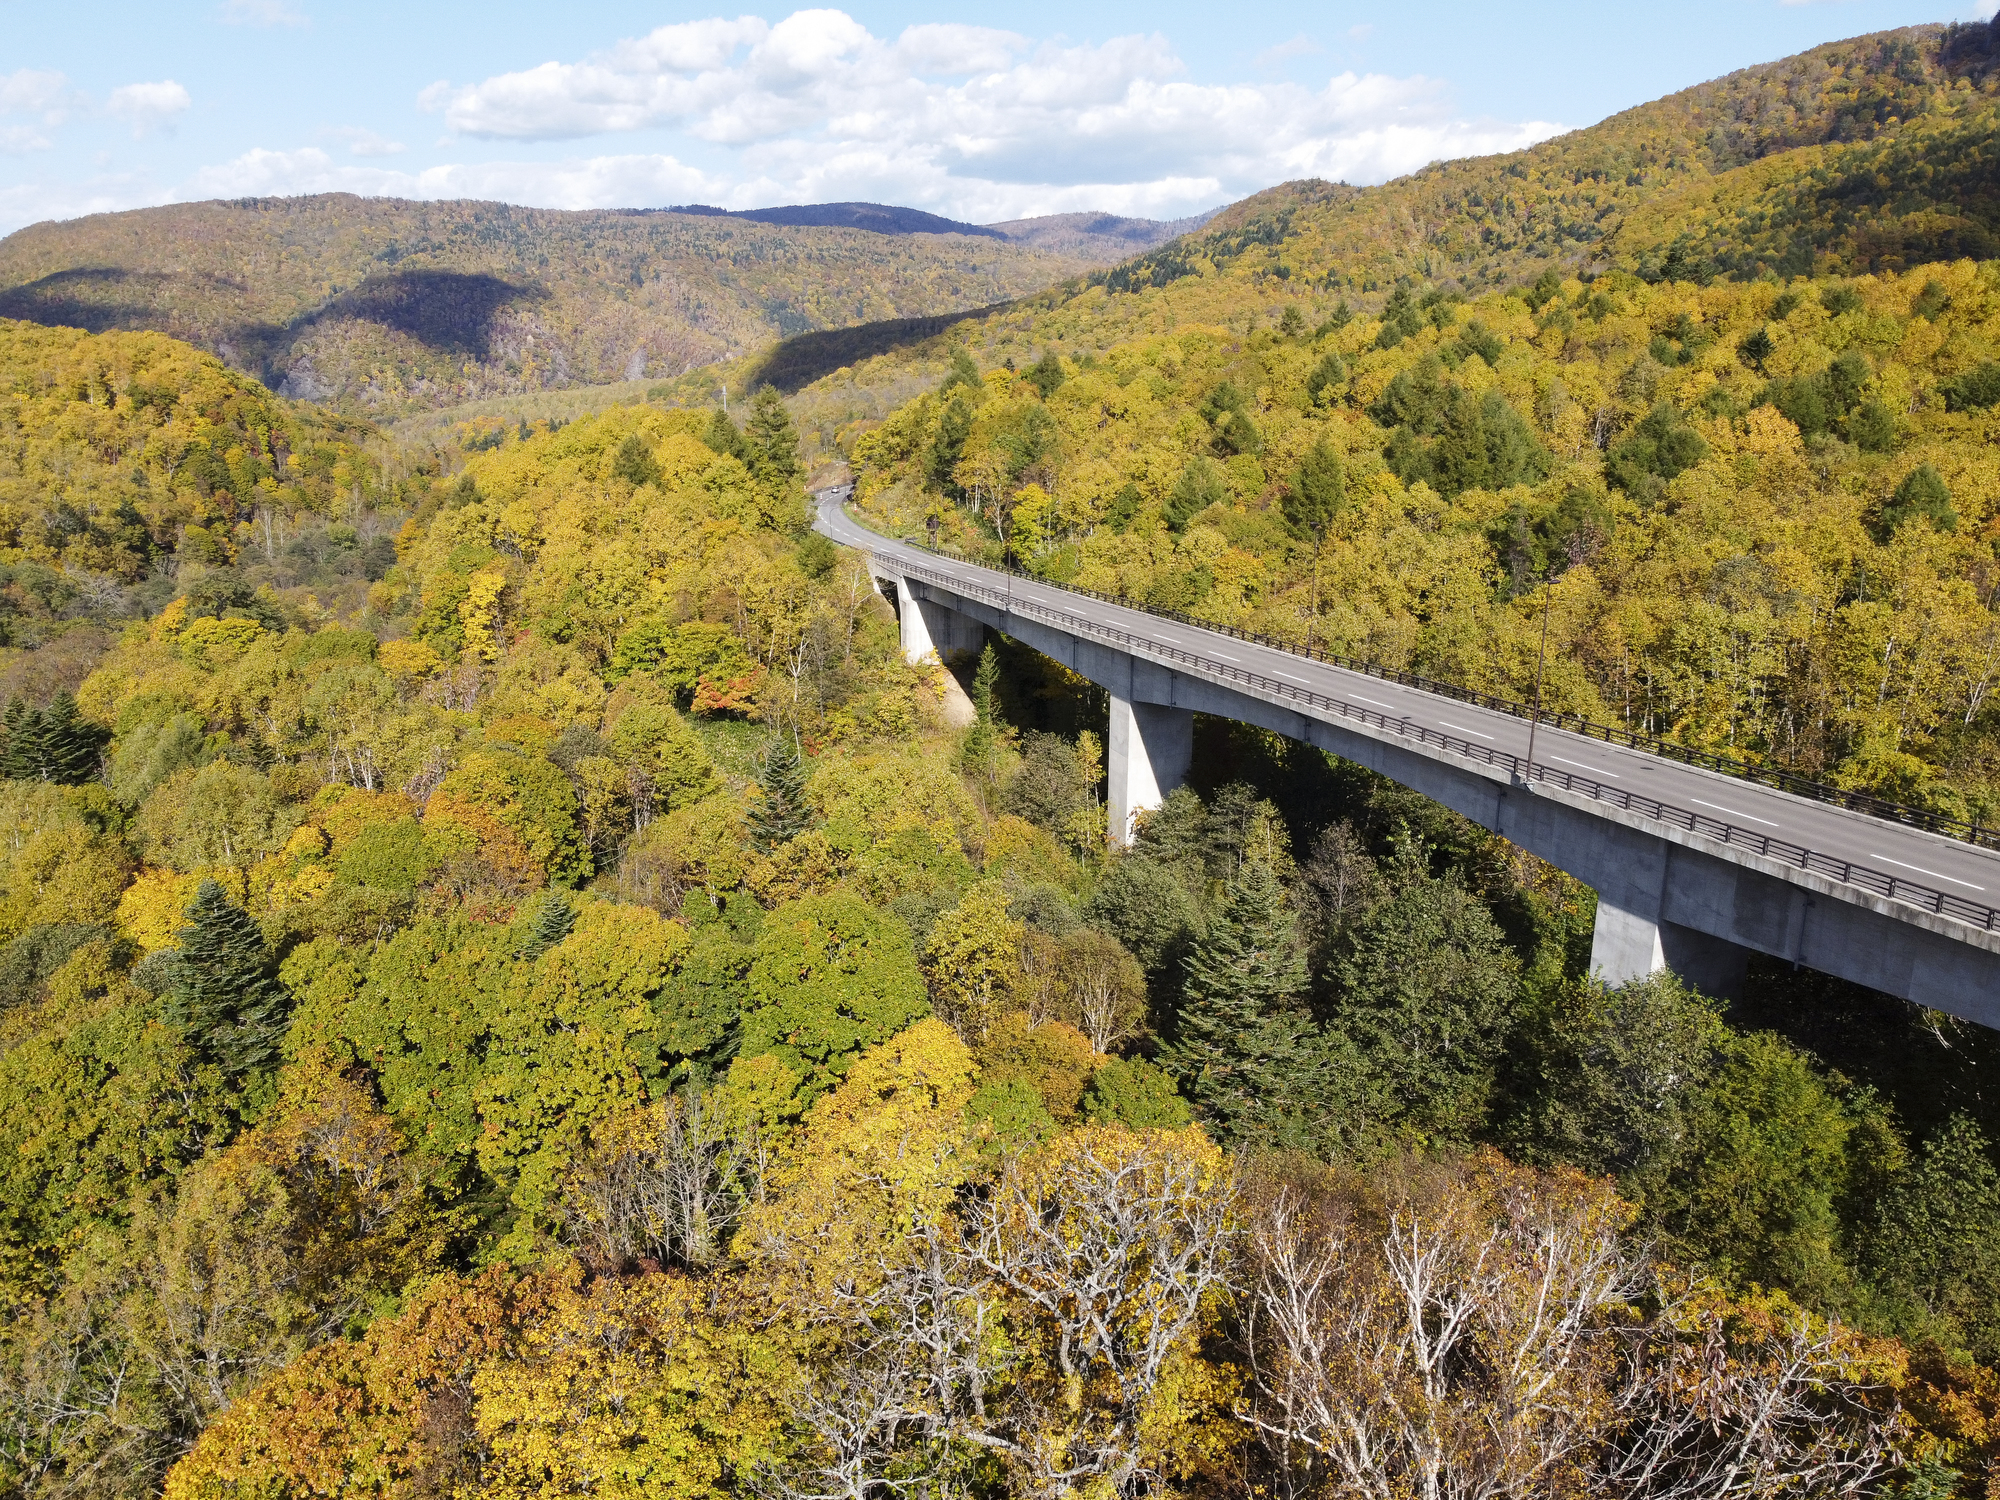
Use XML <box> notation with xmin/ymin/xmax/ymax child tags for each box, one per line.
<box><xmin>894</xmin><ymin>577</ymin><xmax>982</xmax><ymax>664</ymax></box>
<box><xmin>895</xmin><ymin>577</ymin><xmax>937</xmax><ymax>664</ymax></box>
<box><xmin>1591</xmin><ymin>897</ymin><xmax>1751</xmax><ymax>997</ymax></box>
<box><xmin>1108</xmin><ymin>696</ymin><xmax>1193</xmax><ymax>846</ymax></box>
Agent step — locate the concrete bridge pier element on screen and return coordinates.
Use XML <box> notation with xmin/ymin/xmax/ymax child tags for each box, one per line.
<box><xmin>1588</xmin><ymin>841</ymin><xmax>1754</xmax><ymax>998</ymax></box>
<box><xmin>1109</xmin><ymin>696</ymin><xmax>1193</xmax><ymax>846</ymax></box>
<box><xmin>893</xmin><ymin>578</ymin><xmax>983</xmax><ymax>666</ymax></box>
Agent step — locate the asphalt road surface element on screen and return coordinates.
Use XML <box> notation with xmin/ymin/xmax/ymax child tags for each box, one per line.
<box><xmin>817</xmin><ymin>490</ymin><xmax>2000</xmax><ymax>932</ymax></box>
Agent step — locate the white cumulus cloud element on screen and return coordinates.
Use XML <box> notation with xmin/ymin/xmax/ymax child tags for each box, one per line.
<box><xmin>407</xmin><ymin>9</ymin><xmax>1562</xmax><ymax>217</ymax></box>
<box><xmin>0</xmin><ymin>68</ymin><xmax>82</xmax><ymax>151</ymax></box>
<box><xmin>108</xmin><ymin>80</ymin><xmax>191</xmax><ymax>137</ymax></box>
<box><xmin>3</xmin><ymin>11</ymin><xmax>1566</xmax><ymax>234</ymax></box>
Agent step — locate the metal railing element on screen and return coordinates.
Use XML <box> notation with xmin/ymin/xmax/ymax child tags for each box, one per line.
<box><xmin>833</xmin><ymin>504</ymin><xmax>2000</xmax><ymax>935</ymax></box>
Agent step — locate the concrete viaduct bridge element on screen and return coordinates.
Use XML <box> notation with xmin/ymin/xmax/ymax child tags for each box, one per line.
<box><xmin>816</xmin><ymin>491</ymin><xmax>2000</xmax><ymax>1025</ymax></box>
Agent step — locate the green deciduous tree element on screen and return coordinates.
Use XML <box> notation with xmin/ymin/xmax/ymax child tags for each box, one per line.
<box><xmin>740</xmin><ymin>893</ymin><xmax>928</xmax><ymax>1099</ymax></box>
<box><xmin>1859</xmin><ymin>1113</ymin><xmax>2000</xmax><ymax>1360</ymax></box>
<box><xmin>1082</xmin><ymin>1056</ymin><xmax>1190</xmax><ymax>1129</ymax></box>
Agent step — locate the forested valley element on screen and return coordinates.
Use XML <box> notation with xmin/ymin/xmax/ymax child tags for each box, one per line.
<box><xmin>8</xmin><ymin>16</ymin><xmax>2000</xmax><ymax>1500</ymax></box>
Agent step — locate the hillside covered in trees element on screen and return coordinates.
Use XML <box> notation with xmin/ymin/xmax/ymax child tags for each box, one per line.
<box><xmin>0</xmin><ymin>198</ymin><xmax>1108</xmax><ymax>421</ymax></box>
<box><xmin>1092</xmin><ymin>19</ymin><xmax>2000</xmax><ymax>300</ymax></box>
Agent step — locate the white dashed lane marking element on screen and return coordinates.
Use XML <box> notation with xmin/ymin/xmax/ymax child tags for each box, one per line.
<box><xmin>1546</xmin><ymin>754</ymin><xmax>1619</xmax><ymax>778</ymax></box>
<box><xmin>1691</xmin><ymin>798</ymin><xmax>1780</xmax><ymax>828</ymax></box>
<box><xmin>1874</xmin><ymin>855</ymin><xmax>1987</xmax><ymax>892</ymax></box>
<box><xmin>1438</xmin><ymin>721</ymin><xmax>1495</xmax><ymax>740</ymax></box>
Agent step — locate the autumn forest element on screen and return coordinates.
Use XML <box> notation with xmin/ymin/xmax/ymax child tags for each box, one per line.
<box><xmin>6</xmin><ymin>16</ymin><xmax>2000</xmax><ymax>1500</ymax></box>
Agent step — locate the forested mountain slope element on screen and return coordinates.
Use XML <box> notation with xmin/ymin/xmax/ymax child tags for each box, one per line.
<box><xmin>13</xmin><ymin>25</ymin><xmax>2000</xmax><ymax>1500</ymax></box>
<box><xmin>852</xmin><ymin>258</ymin><xmax>2000</xmax><ymax>820</ymax></box>
<box><xmin>1098</xmin><ymin>19</ymin><xmax>2000</xmax><ymax>298</ymax></box>
<box><xmin>0</xmin><ymin>196</ymin><xmax>1103</xmax><ymax>419</ymax></box>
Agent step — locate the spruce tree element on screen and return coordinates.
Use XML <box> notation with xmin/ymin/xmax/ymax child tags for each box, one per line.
<box><xmin>168</xmin><ymin>878</ymin><xmax>289</xmax><ymax>1077</ymax></box>
<box><xmin>0</xmin><ymin>697</ymin><xmax>37</xmax><ymax>781</ymax></box>
<box><xmin>703</xmin><ymin>407</ymin><xmax>750</xmax><ymax>462</ymax></box>
<box><xmin>612</xmin><ymin>433</ymin><xmax>661</xmax><ymax>488</ymax></box>
<box><xmin>522</xmin><ymin>889</ymin><xmax>577</xmax><ymax>958</ymax></box>
<box><xmin>940</xmin><ymin>346</ymin><xmax>981</xmax><ymax>395</ymax></box>
<box><xmin>1165</xmin><ymin>860</ymin><xmax>1314</xmax><ymax>1147</ymax></box>
<box><xmin>747</xmin><ymin>735</ymin><xmax>812</xmax><ymax>851</ymax></box>
<box><xmin>962</xmin><ymin>644</ymin><xmax>1001</xmax><ymax>771</ymax></box>
<box><xmin>37</xmin><ymin>693</ymin><xmax>102</xmax><ymax>784</ymax></box>
<box><xmin>744</xmin><ymin>387</ymin><xmax>802</xmax><ymax>488</ymax></box>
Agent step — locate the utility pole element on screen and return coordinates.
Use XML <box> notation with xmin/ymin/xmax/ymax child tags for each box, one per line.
<box><xmin>1307</xmin><ymin>522</ymin><xmax>1323</xmax><ymax>654</ymax></box>
<box><xmin>1523</xmin><ymin>577</ymin><xmax>1554</xmax><ymax>785</ymax></box>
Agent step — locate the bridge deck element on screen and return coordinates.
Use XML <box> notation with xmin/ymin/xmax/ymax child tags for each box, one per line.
<box><xmin>818</xmin><ymin>492</ymin><xmax>2000</xmax><ymax>955</ymax></box>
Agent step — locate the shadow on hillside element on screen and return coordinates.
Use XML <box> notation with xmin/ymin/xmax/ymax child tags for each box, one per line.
<box><xmin>747</xmin><ymin>301</ymin><xmax>1014</xmax><ymax>393</ymax></box>
<box><xmin>0</xmin><ymin>267</ymin><xmax>240</xmax><ymax>334</ymax></box>
<box><xmin>0</xmin><ymin>266</ymin><xmax>544</xmax><ymax>378</ymax></box>
<box><xmin>297</xmin><ymin>270</ymin><xmax>546</xmax><ymax>361</ymax></box>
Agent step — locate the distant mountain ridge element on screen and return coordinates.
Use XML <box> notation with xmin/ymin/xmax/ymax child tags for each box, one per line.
<box><xmin>652</xmin><ymin>202</ymin><xmax>1220</xmax><ymax>259</ymax></box>
<box><xmin>0</xmin><ymin>195</ymin><xmax>1214</xmax><ymax>420</ymax></box>
<box><xmin>988</xmin><ymin>210</ymin><xmax>1221</xmax><ymax>259</ymax></box>
<box><xmin>1096</xmin><ymin>20</ymin><xmax>2000</xmax><ymax>301</ymax></box>
<box><xmin>660</xmin><ymin>202</ymin><xmax>1008</xmax><ymax>239</ymax></box>
<box><xmin>0</xmin><ymin>195</ymin><xmax>1112</xmax><ymax>419</ymax></box>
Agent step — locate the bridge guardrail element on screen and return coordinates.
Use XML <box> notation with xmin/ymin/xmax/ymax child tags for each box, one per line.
<box><xmin>844</xmin><ymin>503</ymin><xmax>1998</xmax><ymax>856</ymax></box>
<box><xmin>873</xmin><ymin>538</ymin><xmax>2000</xmax><ymax>936</ymax></box>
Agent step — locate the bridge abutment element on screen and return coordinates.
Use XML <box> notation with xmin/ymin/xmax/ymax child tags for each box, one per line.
<box><xmin>1108</xmin><ymin>696</ymin><xmax>1192</xmax><ymax>846</ymax></box>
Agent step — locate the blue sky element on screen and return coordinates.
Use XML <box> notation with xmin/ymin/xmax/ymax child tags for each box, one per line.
<box><xmin>0</xmin><ymin>0</ymin><xmax>1984</xmax><ymax>235</ymax></box>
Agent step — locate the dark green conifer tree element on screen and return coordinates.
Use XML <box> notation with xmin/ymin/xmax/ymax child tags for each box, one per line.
<box><xmin>962</xmin><ymin>644</ymin><xmax>1001</xmax><ymax>772</ymax></box>
<box><xmin>747</xmin><ymin>735</ymin><xmax>813</xmax><ymax>851</ymax></box>
<box><xmin>703</xmin><ymin>407</ymin><xmax>750</xmax><ymax>462</ymax></box>
<box><xmin>1165</xmin><ymin>860</ymin><xmax>1314</xmax><ymax>1147</ymax></box>
<box><xmin>1878</xmin><ymin>464</ymin><xmax>1957</xmax><ymax>539</ymax></box>
<box><xmin>0</xmin><ymin>696</ymin><xmax>39</xmax><ymax>781</ymax></box>
<box><xmin>612</xmin><ymin>433</ymin><xmax>661</xmax><ymax>488</ymax></box>
<box><xmin>522</xmin><ymin>889</ymin><xmax>577</xmax><ymax>958</ymax></box>
<box><xmin>1025</xmin><ymin>350</ymin><xmax>1065</xmax><ymax>398</ymax></box>
<box><xmin>745</xmin><ymin>387</ymin><xmax>803</xmax><ymax>488</ymax></box>
<box><xmin>1284</xmin><ymin>439</ymin><xmax>1346</xmax><ymax>536</ymax></box>
<box><xmin>1737</xmin><ymin>326</ymin><xmax>1775</xmax><ymax>371</ymax></box>
<box><xmin>37</xmin><ymin>693</ymin><xmax>102</xmax><ymax>784</ymax></box>
<box><xmin>168</xmin><ymin>878</ymin><xmax>288</xmax><ymax>1077</ymax></box>
<box><xmin>928</xmin><ymin>395</ymin><xmax>973</xmax><ymax>497</ymax></box>
<box><xmin>940</xmin><ymin>346</ymin><xmax>981</xmax><ymax>395</ymax></box>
